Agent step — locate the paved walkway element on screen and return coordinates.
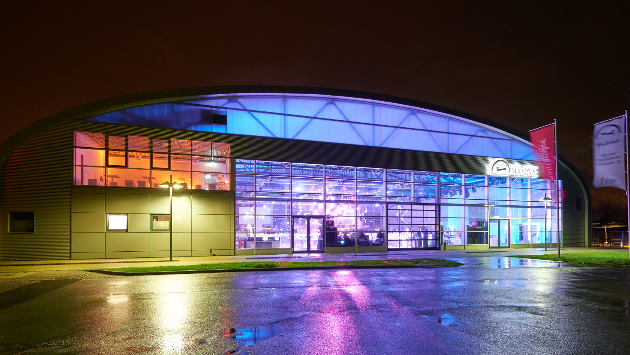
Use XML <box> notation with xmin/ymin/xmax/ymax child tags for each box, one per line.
<box><xmin>0</xmin><ymin>247</ymin><xmax>627</xmax><ymax>279</ymax></box>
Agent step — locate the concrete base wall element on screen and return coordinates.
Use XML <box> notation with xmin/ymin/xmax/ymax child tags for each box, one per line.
<box><xmin>324</xmin><ymin>246</ymin><xmax>386</xmax><ymax>254</ymax></box>
<box><xmin>235</xmin><ymin>248</ymin><xmax>293</xmax><ymax>256</ymax></box>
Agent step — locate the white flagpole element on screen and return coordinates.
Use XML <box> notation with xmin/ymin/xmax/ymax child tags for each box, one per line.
<box><xmin>555</xmin><ymin>119</ymin><xmax>560</xmax><ymax>258</ymax></box>
<box><xmin>625</xmin><ymin>110</ymin><xmax>629</xmax><ymax>260</ymax></box>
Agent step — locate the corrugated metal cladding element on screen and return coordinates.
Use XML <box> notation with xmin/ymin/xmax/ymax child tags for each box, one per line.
<box><xmin>560</xmin><ymin>166</ymin><xmax>590</xmax><ymax>247</ymax></box>
<box><xmin>0</xmin><ymin>124</ymin><xmax>73</xmax><ymax>260</ymax></box>
<box><xmin>0</xmin><ymin>118</ymin><xmax>589</xmax><ymax>260</ymax></box>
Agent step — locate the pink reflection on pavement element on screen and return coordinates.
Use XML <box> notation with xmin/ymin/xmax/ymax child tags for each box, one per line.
<box><xmin>302</xmin><ymin>280</ymin><xmax>359</xmax><ymax>354</ymax></box>
<box><xmin>333</xmin><ymin>270</ymin><xmax>371</xmax><ymax>310</ymax></box>
<box><xmin>298</xmin><ymin>271</ymin><xmax>324</xmax><ymax>304</ymax></box>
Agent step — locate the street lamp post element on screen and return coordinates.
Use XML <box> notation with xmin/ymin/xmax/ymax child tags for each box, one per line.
<box><xmin>484</xmin><ymin>204</ymin><xmax>494</xmax><ymax>246</ymax></box>
<box><xmin>540</xmin><ymin>193</ymin><xmax>552</xmax><ymax>251</ymax></box>
<box><xmin>159</xmin><ymin>175</ymin><xmax>182</xmax><ymax>261</ymax></box>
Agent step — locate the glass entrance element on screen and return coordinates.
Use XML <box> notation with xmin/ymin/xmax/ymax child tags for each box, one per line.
<box><xmin>489</xmin><ymin>219</ymin><xmax>510</xmax><ymax>248</ymax></box>
<box><xmin>292</xmin><ymin>216</ymin><xmax>324</xmax><ymax>252</ymax></box>
<box><xmin>387</xmin><ymin>204</ymin><xmax>439</xmax><ymax>249</ymax></box>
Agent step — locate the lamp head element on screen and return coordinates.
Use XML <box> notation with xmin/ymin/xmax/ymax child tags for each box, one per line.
<box><xmin>159</xmin><ymin>182</ymin><xmax>183</xmax><ymax>189</ymax></box>
<box><xmin>540</xmin><ymin>193</ymin><xmax>552</xmax><ymax>202</ymax></box>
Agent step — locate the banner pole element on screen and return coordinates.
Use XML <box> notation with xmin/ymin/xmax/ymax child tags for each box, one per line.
<box><xmin>626</xmin><ymin>111</ymin><xmax>629</xmax><ymax>260</ymax></box>
<box><xmin>555</xmin><ymin>119</ymin><xmax>560</xmax><ymax>258</ymax></box>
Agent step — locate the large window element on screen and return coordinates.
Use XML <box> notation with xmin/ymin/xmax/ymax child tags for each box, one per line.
<box><xmin>73</xmin><ymin>131</ymin><xmax>231</xmax><ymax>190</ymax></box>
<box><xmin>236</xmin><ymin>161</ymin><xmax>446</xmax><ymax>250</ymax></box>
<box><xmin>235</xmin><ymin>159</ymin><xmax>562</xmax><ymax>250</ymax></box>
<box><xmin>387</xmin><ymin>204</ymin><xmax>438</xmax><ymax>249</ymax></box>
<box><xmin>439</xmin><ymin>175</ymin><xmax>561</xmax><ymax>246</ymax></box>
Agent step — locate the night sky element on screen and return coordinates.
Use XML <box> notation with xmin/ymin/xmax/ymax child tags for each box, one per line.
<box><xmin>1</xmin><ymin>1</ymin><xmax>629</xmax><ymax>203</ymax></box>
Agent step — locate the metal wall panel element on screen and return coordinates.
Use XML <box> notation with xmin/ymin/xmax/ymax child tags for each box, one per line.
<box><xmin>0</xmin><ymin>119</ymin><xmax>588</xmax><ymax>259</ymax></box>
<box><xmin>0</xmin><ymin>125</ymin><xmax>73</xmax><ymax>260</ymax></box>
<box><xmin>71</xmin><ymin>183</ymin><xmax>235</xmax><ymax>259</ymax></box>
<box><xmin>559</xmin><ymin>163</ymin><xmax>590</xmax><ymax>247</ymax></box>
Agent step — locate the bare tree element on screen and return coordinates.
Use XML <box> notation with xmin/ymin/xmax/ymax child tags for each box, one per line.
<box><xmin>592</xmin><ymin>199</ymin><xmax>627</xmax><ymax>222</ymax></box>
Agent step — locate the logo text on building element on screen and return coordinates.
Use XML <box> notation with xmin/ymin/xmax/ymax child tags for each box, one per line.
<box><xmin>487</xmin><ymin>159</ymin><xmax>539</xmax><ymax>178</ymax></box>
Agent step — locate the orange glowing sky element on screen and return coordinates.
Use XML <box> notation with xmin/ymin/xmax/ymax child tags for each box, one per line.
<box><xmin>1</xmin><ymin>1</ymin><xmax>629</xmax><ymax>202</ymax></box>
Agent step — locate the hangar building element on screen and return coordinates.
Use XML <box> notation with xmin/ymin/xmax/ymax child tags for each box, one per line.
<box><xmin>0</xmin><ymin>87</ymin><xmax>590</xmax><ymax>260</ymax></box>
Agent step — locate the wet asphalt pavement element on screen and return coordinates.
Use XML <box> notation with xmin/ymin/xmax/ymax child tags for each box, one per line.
<box><xmin>1</xmin><ymin>252</ymin><xmax>629</xmax><ymax>354</ymax></box>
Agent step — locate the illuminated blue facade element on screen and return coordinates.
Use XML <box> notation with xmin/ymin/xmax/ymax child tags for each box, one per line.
<box><xmin>0</xmin><ymin>88</ymin><xmax>588</xmax><ymax>260</ymax></box>
<box><xmin>88</xmin><ymin>93</ymin><xmax>534</xmax><ymax>161</ymax></box>
<box><xmin>85</xmin><ymin>92</ymin><xmax>575</xmax><ymax>252</ymax></box>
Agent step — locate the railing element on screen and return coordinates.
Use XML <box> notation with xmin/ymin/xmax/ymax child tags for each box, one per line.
<box><xmin>591</xmin><ymin>230</ymin><xmax>628</xmax><ymax>248</ymax></box>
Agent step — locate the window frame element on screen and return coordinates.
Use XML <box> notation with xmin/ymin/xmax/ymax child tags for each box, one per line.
<box><xmin>151</xmin><ymin>153</ymin><xmax>171</xmax><ymax>170</ymax></box>
<box><xmin>73</xmin><ymin>131</ymin><xmax>231</xmax><ymax>190</ymax></box>
<box><xmin>8</xmin><ymin>212</ymin><xmax>34</xmax><ymax>233</ymax></box>
<box><xmin>107</xmin><ymin>150</ymin><xmax>127</xmax><ymax>167</ymax></box>
<box><xmin>150</xmin><ymin>214</ymin><xmax>170</xmax><ymax>231</ymax></box>
<box><xmin>106</xmin><ymin>213</ymin><xmax>128</xmax><ymax>232</ymax></box>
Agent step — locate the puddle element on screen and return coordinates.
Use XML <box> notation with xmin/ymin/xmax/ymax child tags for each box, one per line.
<box><xmin>197</xmin><ymin>324</ymin><xmax>284</xmax><ymax>353</ymax></box>
<box><xmin>230</xmin><ymin>324</ymin><xmax>283</xmax><ymax>353</ymax></box>
<box><xmin>488</xmin><ymin>257</ymin><xmax>561</xmax><ymax>268</ymax></box>
<box><xmin>437</xmin><ymin>313</ymin><xmax>457</xmax><ymax>327</ymax></box>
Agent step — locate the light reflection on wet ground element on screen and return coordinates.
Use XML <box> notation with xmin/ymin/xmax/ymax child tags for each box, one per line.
<box><xmin>1</xmin><ymin>255</ymin><xmax>629</xmax><ymax>354</ymax></box>
<box><xmin>237</xmin><ymin>250</ymin><xmax>571</xmax><ymax>269</ymax></box>
<box><xmin>454</xmin><ymin>256</ymin><xmax>562</xmax><ymax>268</ymax></box>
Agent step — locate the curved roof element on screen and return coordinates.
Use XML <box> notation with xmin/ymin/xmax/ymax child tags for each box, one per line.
<box><xmin>86</xmin><ymin>92</ymin><xmax>534</xmax><ymax>161</ymax></box>
<box><xmin>0</xmin><ymin>86</ymin><xmax>585</xmax><ymax>190</ymax></box>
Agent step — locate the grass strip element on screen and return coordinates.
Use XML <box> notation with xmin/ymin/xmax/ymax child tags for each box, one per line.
<box><xmin>517</xmin><ymin>252</ymin><xmax>630</xmax><ymax>267</ymax></box>
<box><xmin>105</xmin><ymin>258</ymin><xmax>463</xmax><ymax>273</ymax></box>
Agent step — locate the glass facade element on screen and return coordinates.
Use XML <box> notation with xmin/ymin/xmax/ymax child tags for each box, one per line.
<box><xmin>88</xmin><ymin>94</ymin><xmax>534</xmax><ymax>161</ymax></box>
<box><xmin>235</xmin><ymin>159</ymin><xmax>562</xmax><ymax>251</ymax></box>
<box><xmin>73</xmin><ymin>131</ymin><xmax>231</xmax><ymax>190</ymax></box>
<box><xmin>73</xmin><ymin>132</ymin><xmax>562</xmax><ymax>251</ymax></box>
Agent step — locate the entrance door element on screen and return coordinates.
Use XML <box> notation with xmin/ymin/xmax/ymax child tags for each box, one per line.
<box><xmin>291</xmin><ymin>216</ymin><xmax>324</xmax><ymax>253</ymax></box>
<box><xmin>489</xmin><ymin>219</ymin><xmax>510</xmax><ymax>248</ymax></box>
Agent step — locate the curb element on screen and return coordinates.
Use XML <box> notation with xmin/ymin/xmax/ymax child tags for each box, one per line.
<box><xmin>90</xmin><ymin>264</ymin><xmax>461</xmax><ymax>276</ymax></box>
<box><xmin>0</xmin><ymin>260</ymin><xmax>179</xmax><ymax>268</ymax></box>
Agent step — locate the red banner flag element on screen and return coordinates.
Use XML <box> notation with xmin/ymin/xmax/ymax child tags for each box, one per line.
<box><xmin>530</xmin><ymin>124</ymin><xmax>556</xmax><ymax>180</ymax></box>
<box><xmin>530</xmin><ymin>124</ymin><xmax>559</xmax><ymax>200</ymax></box>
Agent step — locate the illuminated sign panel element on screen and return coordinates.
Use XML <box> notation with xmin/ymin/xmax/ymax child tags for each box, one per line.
<box><xmin>487</xmin><ymin>159</ymin><xmax>539</xmax><ymax>178</ymax></box>
<box><xmin>107</xmin><ymin>214</ymin><xmax>128</xmax><ymax>231</ymax></box>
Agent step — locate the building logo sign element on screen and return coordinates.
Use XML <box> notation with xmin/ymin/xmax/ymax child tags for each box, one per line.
<box><xmin>487</xmin><ymin>159</ymin><xmax>539</xmax><ymax>178</ymax></box>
